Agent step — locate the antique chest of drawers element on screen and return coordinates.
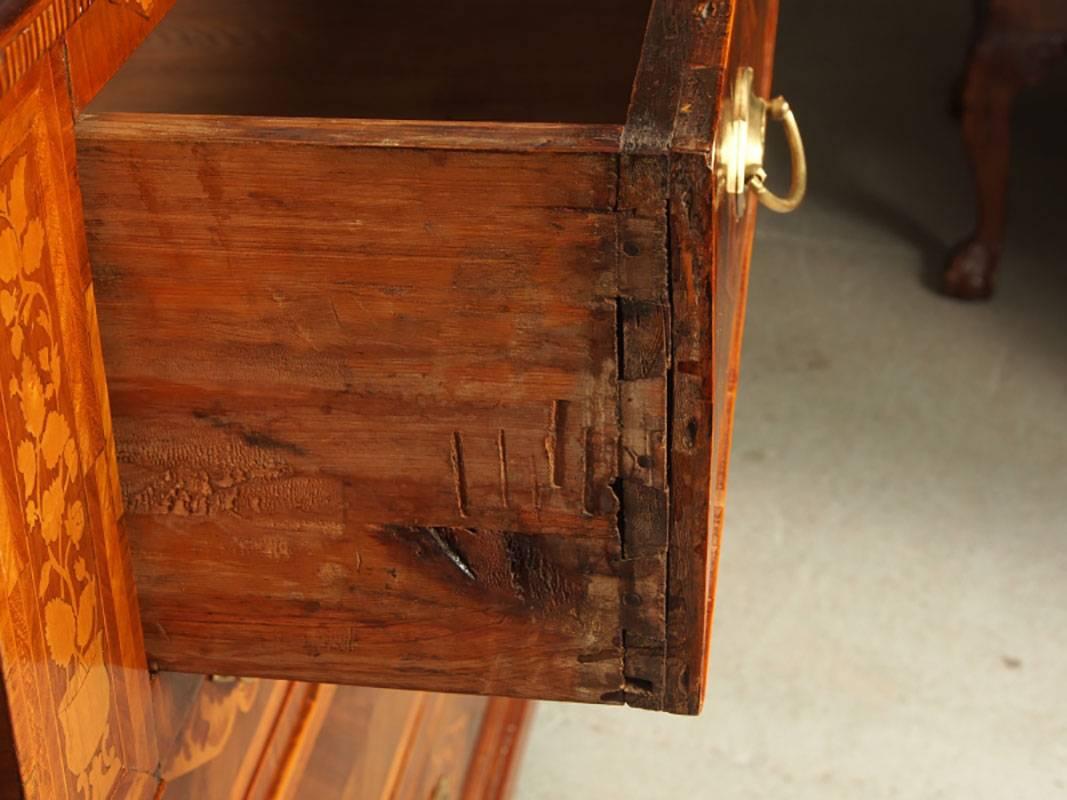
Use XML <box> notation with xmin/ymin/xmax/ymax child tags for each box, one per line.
<box><xmin>0</xmin><ymin>0</ymin><xmax>799</xmax><ymax>796</ymax></box>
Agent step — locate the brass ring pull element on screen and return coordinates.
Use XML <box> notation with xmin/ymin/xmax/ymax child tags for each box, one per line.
<box><xmin>748</xmin><ymin>97</ymin><xmax>806</xmax><ymax>213</ymax></box>
<box><xmin>716</xmin><ymin>68</ymin><xmax>807</xmax><ymax>216</ymax></box>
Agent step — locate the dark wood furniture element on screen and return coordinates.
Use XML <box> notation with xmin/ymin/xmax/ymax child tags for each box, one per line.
<box><xmin>945</xmin><ymin>0</ymin><xmax>1067</xmax><ymax>299</ymax></box>
<box><xmin>0</xmin><ymin>0</ymin><xmax>792</xmax><ymax>795</ymax></box>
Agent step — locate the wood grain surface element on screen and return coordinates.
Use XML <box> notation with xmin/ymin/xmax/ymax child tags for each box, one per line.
<box><xmin>154</xmin><ymin>676</ymin><xmax>339</xmax><ymax>799</ymax></box>
<box><xmin>0</xmin><ymin>49</ymin><xmax>157</xmax><ymax>797</ymax></box>
<box><xmin>390</xmin><ymin>693</ymin><xmax>488</xmax><ymax>800</ymax></box>
<box><xmin>78</xmin><ymin>114</ymin><xmax>649</xmax><ymax>704</ymax></box>
<box><xmin>150</xmin><ymin>675</ymin><xmax>521</xmax><ymax>799</ymax></box>
<box><xmin>64</xmin><ymin>0</ymin><xmax>177</xmax><ymax>113</ymax></box>
<box><xmin>158</xmin><ymin>676</ymin><xmax>272</xmax><ymax>798</ymax></box>
<box><xmin>294</xmin><ymin>686</ymin><xmax>427</xmax><ymax>800</ymax></box>
<box><xmin>0</xmin><ymin>0</ymin><xmax>96</xmax><ymax>99</ymax></box>
<box><xmin>623</xmin><ymin>0</ymin><xmax>781</xmax><ymax>714</ymax></box>
<box><xmin>461</xmin><ymin>698</ymin><xmax>531</xmax><ymax>800</ymax></box>
<box><xmin>702</xmin><ymin>0</ymin><xmax>781</xmax><ymax>715</ymax></box>
<box><xmin>0</xmin><ymin>0</ymin><xmax>589</xmax><ymax>795</ymax></box>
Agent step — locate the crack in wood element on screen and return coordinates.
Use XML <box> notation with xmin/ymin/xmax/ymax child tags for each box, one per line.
<box><xmin>426</xmin><ymin>527</ymin><xmax>477</xmax><ymax>582</ymax></box>
<box><xmin>381</xmin><ymin>526</ymin><xmax>583</xmax><ymax>618</ymax></box>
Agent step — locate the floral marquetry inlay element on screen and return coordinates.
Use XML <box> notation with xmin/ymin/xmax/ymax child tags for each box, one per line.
<box><xmin>165</xmin><ymin>678</ymin><xmax>260</xmax><ymax>780</ymax></box>
<box><xmin>0</xmin><ymin>143</ymin><xmax>120</xmax><ymax>798</ymax></box>
<box><xmin>0</xmin><ymin>50</ymin><xmax>158</xmax><ymax>794</ymax></box>
<box><xmin>109</xmin><ymin>0</ymin><xmax>154</xmax><ymax>18</ymax></box>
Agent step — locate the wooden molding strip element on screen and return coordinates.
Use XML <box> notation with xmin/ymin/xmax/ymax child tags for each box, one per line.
<box><xmin>0</xmin><ymin>0</ymin><xmax>96</xmax><ymax>97</ymax></box>
<box><xmin>77</xmin><ymin>112</ymin><xmax>625</xmax><ymax>154</ymax></box>
<box><xmin>461</xmin><ymin>699</ymin><xmax>532</xmax><ymax>800</ymax></box>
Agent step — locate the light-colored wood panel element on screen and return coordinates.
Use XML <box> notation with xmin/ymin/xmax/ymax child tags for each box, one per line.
<box><xmin>77</xmin><ymin>113</ymin><xmax>624</xmax><ymax>154</ymax></box>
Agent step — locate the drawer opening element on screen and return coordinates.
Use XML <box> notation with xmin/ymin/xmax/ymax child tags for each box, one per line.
<box><xmin>87</xmin><ymin>0</ymin><xmax>654</xmax><ymax>124</ymax></box>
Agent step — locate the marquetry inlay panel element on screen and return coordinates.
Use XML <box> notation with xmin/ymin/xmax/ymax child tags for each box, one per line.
<box><xmin>0</xmin><ymin>51</ymin><xmax>156</xmax><ymax>799</ymax></box>
<box><xmin>0</xmin><ymin>0</ymin><xmax>97</xmax><ymax>97</ymax></box>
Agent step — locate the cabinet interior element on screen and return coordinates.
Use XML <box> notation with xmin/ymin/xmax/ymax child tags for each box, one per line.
<box><xmin>88</xmin><ymin>0</ymin><xmax>654</xmax><ymax>124</ymax></box>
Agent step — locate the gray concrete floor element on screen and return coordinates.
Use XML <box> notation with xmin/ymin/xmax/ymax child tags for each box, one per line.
<box><xmin>515</xmin><ymin>2</ymin><xmax>1067</xmax><ymax>798</ymax></box>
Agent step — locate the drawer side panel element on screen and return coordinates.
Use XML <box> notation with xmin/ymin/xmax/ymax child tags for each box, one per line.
<box><xmin>77</xmin><ymin>116</ymin><xmax>654</xmax><ymax>706</ymax></box>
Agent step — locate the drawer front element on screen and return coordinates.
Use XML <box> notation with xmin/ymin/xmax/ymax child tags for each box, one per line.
<box><xmin>293</xmin><ymin>686</ymin><xmax>428</xmax><ymax>800</ymax></box>
<box><xmin>155</xmin><ymin>675</ymin><xmax>330</xmax><ymax>799</ymax></box>
<box><xmin>391</xmin><ymin>694</ymin><xmax>487</xmax><ymax>800</ymax></box>
<box><xmin>292</xmin><ymin>690</ymin><xmax>529</xmax><ymax>800</ymax></box>
<box><xmin>153</xmin><ymin>675</ymin><xmax>528</xmax><ymax>800</ymax></box>
<box><xmin>705</xmin><ymin>0</ymin><xmax>782</xmax><ymax>706</ymax></box>
<box><xmin>664</xmin><ymin>0</ymin><xmax>784</xmax><ymax>714</ymax></box>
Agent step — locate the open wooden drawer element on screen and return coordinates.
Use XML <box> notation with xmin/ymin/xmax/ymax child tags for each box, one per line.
<box><xmin>65</xmin><ymin>0</ymin><xmax>787</xmax><ymax>717</ymax></box>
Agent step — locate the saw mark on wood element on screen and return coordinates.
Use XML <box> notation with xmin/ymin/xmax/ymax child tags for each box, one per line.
<box><xmin>497</xmin><ymin>429</ymin><xmax>511</xmax><ymax>509</ymax></box>
<box><xmin>544</xmin><ymin>399</ymin><xmax>570</xmax><ymax>489</ymax></box>
<box><xmin>384</xmin><ymin>526</ymin><xmax>584</xmax><ymax>614</ymax></box>
<box><xmin>308</xmin><ymin>626</ymin><xmax>359</xmax><ymax>655</ymax></box>
<box><xmin>529</xmin><ymin>455</ymin><xmax>543</xmax><ymax>515</ymax></box>
<box><xmin>328</xmin><ymin>297</ymin><xmax>344</xmax><ymax>330</ymax></box>
<box><xmin>582</xmin><ymin>426</ymin><xmax>596</xmax><ymax>516</ymax></box>
<box><xmin>450</xmin><ymin>431</ymin><xmax>470</xmax><ymax>517</ymax></box>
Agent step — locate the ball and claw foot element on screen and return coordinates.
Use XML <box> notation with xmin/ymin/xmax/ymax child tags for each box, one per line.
<box><xmin>944</xmin><ymin>239</ymin><xmax>997</xmax><ymax>300</ymax></box>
